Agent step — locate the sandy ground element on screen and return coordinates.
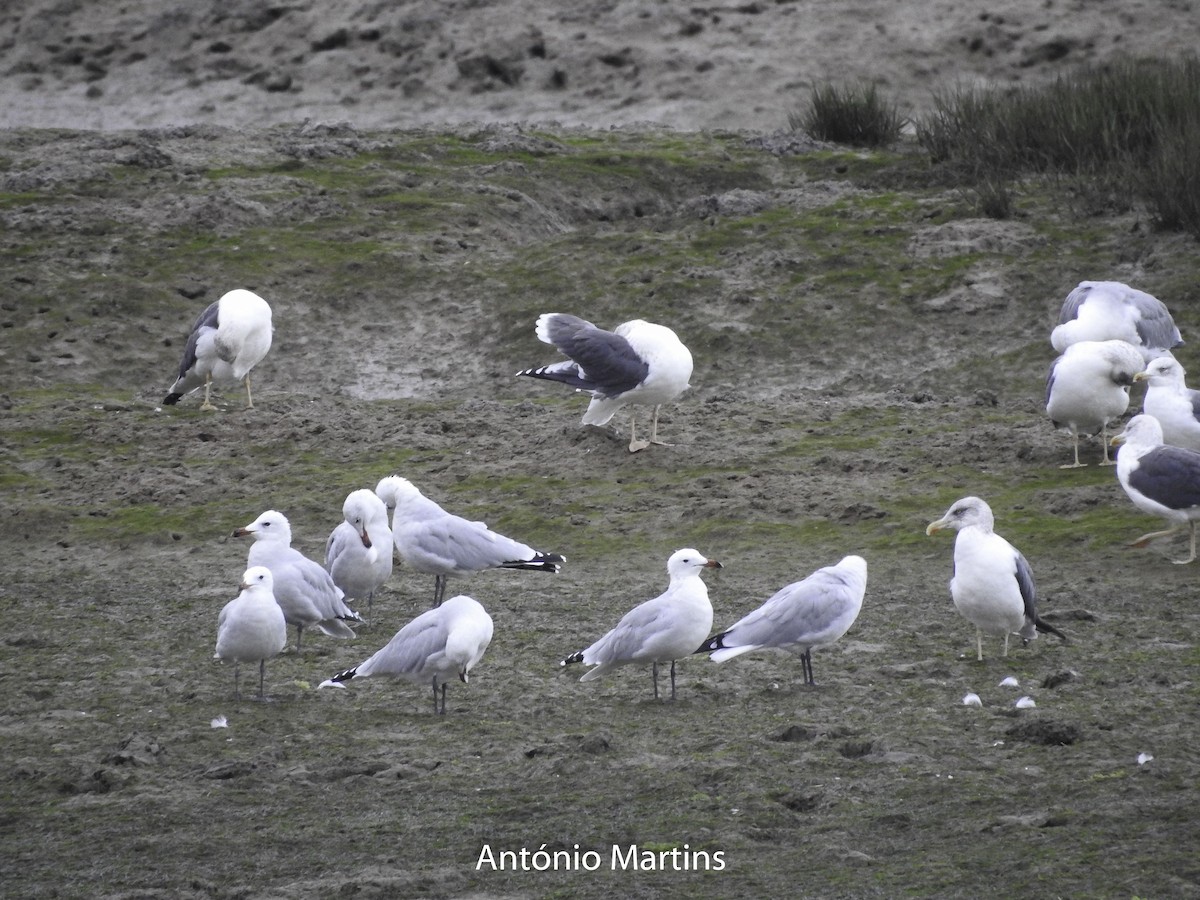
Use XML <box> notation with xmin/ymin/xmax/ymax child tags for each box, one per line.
<box><xmin>3</xmin><ymin>3</ymin><xmax>1200</xmax><ymax>899</ymax></box>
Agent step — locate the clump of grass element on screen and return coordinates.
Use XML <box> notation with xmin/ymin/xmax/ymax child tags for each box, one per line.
<box><xmin>789</xmin><ymin>81</ymin><xmax>906</xmax><ymax>148</ymax></box>
<box><xmin>915</xmin><ymin>55</ymin><xmax>1200</xmax><ymax>236</ymax></box>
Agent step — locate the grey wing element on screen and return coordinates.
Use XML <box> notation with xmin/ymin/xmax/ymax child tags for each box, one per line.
<box><xmin>541</xmin><ymin>314</ymin><xmax>649</xmax><ymax>397</ymax></box>
<box><xmin>1129</xmin><ymin>289</ymin><xmax>1182</xmax><ymax>350</ymax></box>
<box><xmin>743</xmin><ymin>572</ymin><xmax>857</xmax><ymax>647</ymax></box>
<box><xmin>1045</xmin><ymin>356</ymin><xmax>1060</xmax><ymax>409</ymax></box>
<box><xmin>1128</xmin><ymin>447</ymin><xmax>1200</xmax><ymax>508</ymax></box>
<box><xmin>360</xmin><ymin>614</ymin><xmax>448</xmax><ymax>678</ymax></box>
<box><xmin>586</xmin><ymin>596</ymin><xmax>669</xmax><ymax>661</ymax></box>
<box><xmin>421</xmin><ymin>515</ymin><xmax>534</xmax><ymax>569</ymax></box>
<box><xmin>176</xmin><ymin>301</ymin><xmax>220</xmax><ymax>380</ymax></box>
<box><xmin>1056</xmin><ymin>283</ymin><xmax>1091</xmax><ymax>325</ymax></box>
<box><xmin>325</xmin><ymin>521</ymin><xmax>354</xmax><ymax>571</ymax></box>
<box><xmin>1013</xmin><ymin>550</ymin><xmax>1037</xmax><ymax>621</ymax></box>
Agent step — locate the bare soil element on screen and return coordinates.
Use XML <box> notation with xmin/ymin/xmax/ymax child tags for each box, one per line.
<box><xmin>2</xmin><ymin>3</ymin><xmax>1200</xmax><ymax>899</ymax></box>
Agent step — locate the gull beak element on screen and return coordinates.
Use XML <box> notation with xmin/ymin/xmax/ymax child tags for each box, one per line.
<box><xmin>1133</xmin><ymin>371</ymin><xmax>1151</xmax><ymax>383</ymax></box>
<box><xmin>926</xmin><ymin>518</ymin><xmax>949</xmax><ymax>536</ymax></box>
<box><xmin>1111</xmin><ymin>432</ymin><xmax>1127</xmax><ymax>447</ymax></box>
<box><xmin>239</xmin><ymin>579</ymin><xmax>251</xmax><ymax>591</ymax></box>
<box><xmin>360</xmin><ymin>527</ymin><xmax>372</xmax><ymax>549</ymax></box>
<box><xmin>232</xmin><ymin>526</ymin><xmax>252</xmax><ymax>538</ymax></box>
<box><xmin>704</xmin><ymin>559</ymin><xmax>723</xmax><ymax>570</ymax></box>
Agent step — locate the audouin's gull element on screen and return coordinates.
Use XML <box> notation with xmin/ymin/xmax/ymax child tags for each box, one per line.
<box><xmin>1045</xmin><ymin>339</ymin><xmax>1144</xmax><ymax>467</ymax></box>
<box><xmin>234</xmin><ymin>510</ymin><xmax>362</xmax><ymax>651</ymax></box>
<box><xmin>926</xmin><ymin>497</ymin><xmax>1067</xmax><ymax>660</ymax></box>
<box><xmin>1112</xmin><ymin>414</ymin><xmax>1200</xmax><ymax>564</ymax></box>
<box><xmin>1050</xmin><ymin>280</ymin><xmax>1182</xmax><ymax>362</ymax></box>
<box><xmin>163</xmin><ymin>288</ymin><xmax>273</xmax><ymax>410</ymax></box>
<box><xmin>696</xmin><ymin>555</ymin><xmax>867</xmax><ymax>686</ymax></box>
<box><xmin>560</xmin><ymin>548</ymin><xmax>721</xmax><ymax>700</ymax></box>
<box><xmin>326</xmin><ymin>489</ymin><xmax>393</xmax><ymax>625</ymax></box>
<box><xmin>1135</xmin><ymin>356</ymin><xmax>1200</xmax><ymax>451</ymax></box>
<box><xmin>322</xmin><ymin>594</ymin><xmax>494</xmax><ymax>715</ymax></box>
<box><xmin>374</xmin><ymin>475</ymin><xmax>564</xmax><ymax>608</ymax></box>
<box><xmin>214</xmin><ymin>566</ymin><xmax>288</xmax><ymax>700</ymax></box>
<box><xmin>516</xmin><ymin>313</ymin><xmax>694</xmax><ymax>452</ymax></box>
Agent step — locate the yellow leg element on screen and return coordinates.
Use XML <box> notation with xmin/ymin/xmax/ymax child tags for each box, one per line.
<box><xmin>628</xmin><ymin>411</ymin><xmax>650</xmax><ymax>453</ymax></box>
<box><xmin>200</xmin><ymin>374</ymin><xmax>217</xmax><ymax>411</ymax></box>
<box><xmin>244</xmin><ymin>373</ymin><xmax>255</xmax><ymax>409</ymax></box>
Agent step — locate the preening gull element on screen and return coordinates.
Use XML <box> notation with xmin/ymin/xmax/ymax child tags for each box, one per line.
<box><xmin>1135</xmin><ymin>356</ymin><xmax>1200</xmax><ymax>451</ymax></box>
<box><xmin>926</xmin><ymin>497</ymin><xmax>1067</xmax><ymax>660</ymax></box>
<box><xmin>696</xmin><ymin>555</ymin><xmax>867</xmax><ymax>686</ymax></box>
<box><xmin>1112</xmin><ymin>414</ymin><xmax>1200</xmax><ymax>564</ymax></box>
<box><xmin>560</xmin><ymin>548</ymin><xmax>721</xmax><ymax>700</ymax></box>
<box><xmin>1050</xmin><ymin>280</ymin><xmax>1182</xmax><ymax>362</ymax></box>
<box><xmin>1045</xmin><ymin>339</ymin><xmax>1144</xmax><ymax>467</ymax></box>
<box><xmin>214</xmin><ymin>566</ymin><xmax>288</xmax><ymax>700</ymax></box>
<box><xmin>323</xmin><ymin>594</ymin><xmax>493</xmax><ymax>714</ymax></box>
<box><xmin>326</xmin><ymin>489</ymin><xmax>393</xmax><ymax>625</ymax></box>
<box><xmin>163</xmin><ymin>289</ymin><xmax>273</xmax><ymax>410</ymax></box>
<box><xmin>375</xmin><ymin>475</ymin><xmax>564</xmax><ymax>608</ymax></box>
<box><xmin>234</xmin><ymin>510</ymin><xmax>362</xmax><ymax>651</ymax></box>
<box><xmin>516</xmin><ymin>313</ymin><xmax>694</xmax><ymax>452</ymax></box>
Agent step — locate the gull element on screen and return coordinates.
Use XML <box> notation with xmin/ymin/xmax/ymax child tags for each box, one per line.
<box><xmin>516</xmin><ymin>313</ymin><xmax>694</xmax><ymax>452</ymax></box>
<box><xmin>1112</xmin><ymin>414</ymin><xmax>1200</xmax><ymax>564</ymax></box>
<box><xmin>326</xmin><ymin>489</ymin><xmax>393</xmax><ymax>625</ymax></box>
<box><xmin>214</xmin><ymin>566</ymin><xmax>288</xmax><ymax>700</ymax></box>
<box><xmin>1135</xmin><ymin>356</ymin><xmax>1200</xmax><ymax>451</ymax></box>
<box><xmin>696</xmin><ymin>555</ymin><xmax>867</xmax><ymax>686</ymax></box>
<box><xmin>375</xmin><ymin>475</ymin><xmax>564</xmax><ymax>608</ymax></box>
<box><xmin>163</xmin><ymin>289</ymin><xmax>273</xmax><ymax>410</ymax></box>
<box><xmin>1050</xmin><ymin>280</ymin><xmax>1182</xmax><ymax>362</ymax></box>
<box><xmin>1045</xmin><ymin>339</ymin><xmax>1144</xmax><ymax>467</ymax></box>
<box><xmin>560</xmin><ymin>548</ymin><xmax>721</xmax><ymax>700</ymax></box>
<box><xmin>322</xmin><ymin>594</ymin><xmax>493</xmax><ymax>714</ymax></box>
<box><xmin>234</xmin><ymin>510</ymin><xmax>362</xmax><ymax>651</ymax></box>
<box><xmin>926</xmin><ymin>496</ymin><xmax>1067</xmax><ymax>660</ymax></box>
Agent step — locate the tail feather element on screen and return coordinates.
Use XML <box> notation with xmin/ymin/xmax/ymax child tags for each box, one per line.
<box><xmin>560</xmin><ymin>650</ymin><xmax>584</xmax><ymax>668</ymax></box>
<box><xmin>501</xmin><ymin>552</ymin><xmax>565</xmax><ymax>574</ymax></box>
<box><xmin>316</xmin><ymin>618</ymin><xmax>358</xmax><ymax>639</ymax></box>
<box><xmin>331</xmin><ymin>665</ymin><xmax>359</xmax><ymax>683</ymax></box>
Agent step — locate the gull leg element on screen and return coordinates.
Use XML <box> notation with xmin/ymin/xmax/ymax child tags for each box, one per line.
<box><xmin>975</xmin><ymin>628</ymin><xmax>984</xmax><ymax>662</ymax></box>
<box><xmin>258</xmin><ymin>659</ymin><xmax>267</xmax><ymax>700</ymax></box>
<box><xmin>651</xmin><ymin>661</ymin><xmax>659</xmax><ymax>700</ymax></box>
<box><xmin>1059</xmin><ymin>432</ymin><xmax>1085</xmax><ymax>469</ymax></box>
<box><xmin>1172</xmin><ymin>521</ymin><xmax>1198</xmax><ymax>565</ymax></box>
<box><xmin>432</xmin><ymin>575</ymin><xmax>446</xmax><ymax>608</ymax></box>
<box><xmin>1002</xmin><ymin>633</ymin><xmax>1010</xmax><ymax>657</ymax></box>
<box><xmin>628</xmin><ymin>411</ymin><xmax>650</xmax><ymax>453</ymax></box>
<box><xmin>801</xmin><ymin>650</ymin><xmax>815</xmax><ymax>686</ymax></box>
<box><xmin>669</xmin><ymin>659</ymin><xmax>677</xmax><ymax>701</ymax></box>
<box><xmin>1098</xmin><ymin>423</ymin><xmax>1116</xmax><ymax>466</ymax></box>
<box><xmin>233</xmin><ymin>661</ymin><xmax>241</xmax><ymax>700</ymax></box>
<box><xmin>431</xmin><ymin>678</ymin><xmax>440</xmax><ymax>714</ymax></box>
<box><xmin>294</xmin><ymin>623</ymin><xmax>304</xmax><ymax>654</ymax></box>
<box><xmin>200</xmin><ymin>374</ymin><xmax>217</xmax><ymax>411</ymax></box>
<box><xmin>648</xmin><ymin>405</ymin><xmax>674</xmax><ymax>447</ymax></box>
<box><xmin>244</xmin><ymin>373</ymin><xmax>255</xmax><ymax>409</ymax></box>
<box><xmin>1131</xmin><ymin>525</ymin><xmax>1183</xmax><ymax>549</ymax></box>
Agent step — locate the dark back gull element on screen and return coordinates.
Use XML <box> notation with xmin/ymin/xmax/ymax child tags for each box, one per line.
<box><xmin>163</xmin><ymin>288</ymin><xmax>273</xmax><ymax>410</ymax></box>
<box><xmin>516</xmin><ymin>313</ymin><xmax>693</xmax><ymax>452</ymax></box>
<box><xmin>1112</xmin><ymin>414</ymin><xmax>1200</xmax><ymax>564</ymax></box>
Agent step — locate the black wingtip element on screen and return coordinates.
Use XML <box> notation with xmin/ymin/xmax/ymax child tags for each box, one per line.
<box><xmin>1035</xmin><ymin>617</ymin><xmax>1069</xmax><ymax>644</ymax></box>
<box><xmin>693</xmin><ymin>632</ymin><xmax>726</xmax><ymax>655</ymax></box>
<box><xmin>162</xmin><ymin>393</ymin><xmax>182</xmax><ymax>405</ymax></box>
<box><xmin>560</xmin><ymin>651</ymin><xmax>584</xmax><ymax>668</ymax></box>
<box><xmin>331</xmin><ymin>666</ymin><xmax>358</xmax><ymax>683</ymax></box>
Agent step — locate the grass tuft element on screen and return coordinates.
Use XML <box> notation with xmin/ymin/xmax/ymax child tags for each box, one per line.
<box><xmin>789</xmin><ymin>81</ymin><xmax>906</xmax><ymax>148</ymax></box>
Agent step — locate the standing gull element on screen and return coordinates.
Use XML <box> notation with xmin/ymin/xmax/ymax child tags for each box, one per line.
<box><xmin>1112</xmin><ymin>414</ymin><xmax>1200</xmax><ymax>564</ymax></box>
<box><xmin>163</xmin><ymin>288</ymin><xmax>273</xmax><ymax>410</ymax></box>
<box><xmin>321</xmin><ymin>594</ymin><xmax>493</xmax><ymax>714</ymax></box>
<box><xmin>1050</xmin><ymin>280</ymin><xmax>1182</xmax><ymax>362</ymax></box>
<box><xmin>326</xmin><ymin>489</ymin><xmax>393</xmax><ymax>625</ymax></box>
<box><xmin>560</xmin><ymin>548</ymin><xmax>721</xmax><ymax>700</ymax></box>
<box><xmin>926</xmin><ymin>497</ymin><xmax>1067</xmax><ymax>661</ymax></box>
<box><xmin>516</xmin><ymin>313</ymin><xmax>694</xmax><ymax>452</ymax></box>
<box><xmin>696</xmin><ymin>555</ymin><xmax>867</xmax><ymax>686</ymax></box>
<box><xmin>1045</xmin><ymin>339</ymin><xmax>1144</xmax><ymax>467</ymax></box>
<box><xmin>234</xmin><ymin>510</ymin><xmax>362</xmax><ymax>651</ymax></box>
<box><xmin>214</xmin><ymin>566</ymin><xmax>288</xmax><ymax>700</ymax></box>
<box><xmin>1135</xmin><ymin>356</ymin><xmax>1200</xmax><ymax>451</ymax></box>
<box><xmin>375</xmin><ymin>475</ymin><xmax>564</xmax><ymax>608</ymax></box>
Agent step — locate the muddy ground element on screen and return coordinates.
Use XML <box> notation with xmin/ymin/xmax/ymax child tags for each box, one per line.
<box><xmin>3</xmin><ymin>2</ymin><xmax>1200</xmax><ymax>893</ymax></box>
<box><xmin>1</xmin><ymin>120</ymin><xmax>1198</xmax><ymax>900</ymax></box>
